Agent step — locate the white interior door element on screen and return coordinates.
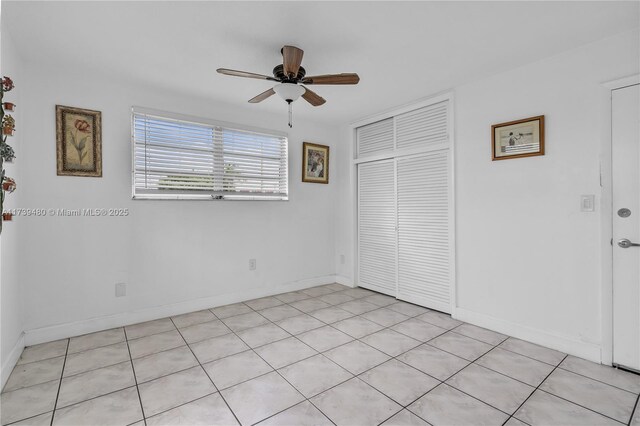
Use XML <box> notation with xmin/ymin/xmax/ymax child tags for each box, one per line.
<box><xmin>357</xmin><ymin>159</ymin><xmax>397</xmax><ymax>296</ymax></box>
<box><xmin>612</xmin><ymin>83</ymin><xmax>640</xmax><ymax>371</ymax></box>
<box><xmin>396</xmin><ymin>152</ymin><xmax>451</xmax><ymax>313</ymax></box>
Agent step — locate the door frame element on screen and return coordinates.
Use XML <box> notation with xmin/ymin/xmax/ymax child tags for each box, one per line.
<box><xmin>600</xmin><ymin>74</ymin><xmax>639</xmax><ymax>366</ymax></box>
<box><xmin>349</xmin><ymin>91</ymin><xmax>456</xmax><ymax>314</ymax></box>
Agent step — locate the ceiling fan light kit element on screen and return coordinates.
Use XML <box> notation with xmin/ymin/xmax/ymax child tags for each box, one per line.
<box><xmin>217</xmin><ymin>45</ymin><xmax>359</xmax><ymax>128</ymax></box>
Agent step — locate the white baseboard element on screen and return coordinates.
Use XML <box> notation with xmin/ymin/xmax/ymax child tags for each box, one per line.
<box><xmin>335</xmin><ymin>275</ymin><xmax>355</xmax><ymax>288</ymax></box>
<box><xmin>453</xmin><ymin>307</ymin><xmax>602</xmax><ymax>363</ymax></box>
<box><xmin>2</xmin><ymin>333</ymin><xmax>24</xmax><ymax>390</ymax></box>
<box><xmin>24</xmin><ymin>275</ymin><xmax>339</xmax><ymax>346</ymax></box>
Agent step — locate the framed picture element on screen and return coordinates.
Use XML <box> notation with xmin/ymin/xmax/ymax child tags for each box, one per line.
<box><xmin>56</xmin><ymin>105</ymin><xmax>102</xmax><ymax>177</ymax></box>
<box><xmin>302</xmin><ymin>142</ymin><xmax>329</xmax><ymax>184</ymax></box>
<box><xmin>492</xmin><ymin>115</ymin><xmax>544</xmax><ymax>161</ymax></box>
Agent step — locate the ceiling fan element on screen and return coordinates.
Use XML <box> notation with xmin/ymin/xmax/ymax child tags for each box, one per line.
<box><xmin>217</xmin><ymin>45</ymin><xmax>360</xmax><ymax>127</ymax></box>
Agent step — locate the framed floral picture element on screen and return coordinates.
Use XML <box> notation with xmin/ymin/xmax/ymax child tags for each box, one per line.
<box><xmin>302</xmin><ymin>142</ymin><xmax>329</xmax><ymax>184</ymax></box>
<box><xmin>56</xmin><ymin>105</ymin><xmax>102</xmax><ymax>177</ymax></box>
<box><xmin>492</xmin><ymin>115</ymin><xmax>544</xmax><ymax>161</ymax></box>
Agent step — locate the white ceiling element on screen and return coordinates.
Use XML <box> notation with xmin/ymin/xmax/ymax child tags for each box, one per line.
<box><xmin>4</xmin><ymin>1</ymin><xmax>638</xmax><ymax>125</ymax></box>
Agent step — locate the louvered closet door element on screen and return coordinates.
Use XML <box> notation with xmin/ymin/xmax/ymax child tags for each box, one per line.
<box><xmin>358</xmin><ymin>159</ymin><xmax>397</xmax><ymax>296</ymax></box>
<box><xmin>396</xmin><ymin>151</ymin><xmax>451</xmax><ymax>313</ymax></box>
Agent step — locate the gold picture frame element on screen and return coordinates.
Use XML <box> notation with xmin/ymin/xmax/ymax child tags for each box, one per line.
<box><xmin>492</xmin><ymin>115</ymin><xmax>544</xmax><ymax>161</ymax></box>
<box><xmin>302</xmin><ymin>142</ymin><xmax>329</xmax><ymax>184</ymax></box>
<box><xmin>56</xmin><ymin>105</ymin><xmax>102</xmax><ymax>177</ymax></box>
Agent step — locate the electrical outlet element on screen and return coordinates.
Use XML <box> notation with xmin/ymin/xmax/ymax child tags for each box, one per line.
<box><xmin>115</xmin><ymin>283</ymin><xmax>127</xmax><ymax>297</ymax></box>
<box><xmin>340</xmin><ymin>254</ymin><xmax>345</xmax><ymax>264</ymax></box>
<box><xmin>249</xmin><ymin>259</ymin><xmax>256</xmax><ymax>270</ymax></box>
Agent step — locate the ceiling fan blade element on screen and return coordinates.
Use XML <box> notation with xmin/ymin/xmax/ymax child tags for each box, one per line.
<box><xmin>302</xmin><ymin>87</ymin><xmax>326</xmax><ymax>107</ymax></box>
<box><xmin>301</xmin><ymin>73</ymin><xmax>360</xmax><ymax>85</ymax></box>
<box><xmin>248</xmin><ymin>88</ymin><xmax>275</xmax><ymax>103</ymax></box>
<box><xmin>217</xmin><ymin>68</ymin><xmax>278</xmax><ymax>81</ymax></box>
<box><xmin>282</xmin><ymin>45</ymin><xmax>304</xmax><ymax>78</ymax></box>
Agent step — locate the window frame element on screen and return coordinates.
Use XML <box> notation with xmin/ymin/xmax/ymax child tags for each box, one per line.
<box><xmin>131</xmin><ymin>106</ymin><xmax>289</xmax><ymax>201</ymax></box>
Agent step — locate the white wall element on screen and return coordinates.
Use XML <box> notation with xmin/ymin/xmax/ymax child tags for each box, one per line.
<box><xmin>336</xmin><ymin>30</ymin><xmax>639</xmax><ymax>362</ymax></box>
<box><xmin>1</xmin><ymin>30</ymin><xmax>25</xmax><ymax>385</ymax></box>
<box><xmin>17</xmin><ymin>62</ymin><xmax>340</xmax><ymax>343</ymax></box>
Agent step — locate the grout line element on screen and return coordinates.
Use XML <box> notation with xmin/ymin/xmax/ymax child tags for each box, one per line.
<box><xmin>628</xmin><ymin>393</ymin><xmax>640</xmax><ymax>426</ymax></box>
<box><xmin>535</xmin><ymin>387</ymin><xmax>628</xmax><ymax>425</ymax></box>
<box><xmin>49</xmin><ymin>339</ymin><xmax>70</xmax><ymax>426</ymax></box>
<box><xmin>502</xmin><ymin>354</ymin><xmax>568</xmax><ymax>426</ymax></box>
<box><xmin>122</xmin><ymin>328</ymin><xmax>147</xmax><ymax>426</ymax></box>
<box><xmin>168</xmin><ymin>317</ymin><xmax>243</xmax><ymax>426</ymax></box>
<box><xmin>9</xmin><ymin>285</ymin><xmax>634</xmax><ymax>426</ymax></box>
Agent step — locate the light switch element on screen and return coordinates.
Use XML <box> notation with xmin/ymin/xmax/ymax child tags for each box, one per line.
<box><xmin>580</xmin><ymin>195</ymin><xmax>595</xmax><ymax>212</ymax></box>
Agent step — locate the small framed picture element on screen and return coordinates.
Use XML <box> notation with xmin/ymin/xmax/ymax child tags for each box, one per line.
<box><xmin>56</xmin><ymin>105</ymin><xmax>102</xmax><ymax>177</ymax></box>
<box><xmin>302</xmin><ymin>142</ymin><xmax>329</xmax><ymax>184</ymax></box>
<box><xmin>492</xmin><ymin>115</ymin><xmax>544</xmax><ymax>161</ymax></box>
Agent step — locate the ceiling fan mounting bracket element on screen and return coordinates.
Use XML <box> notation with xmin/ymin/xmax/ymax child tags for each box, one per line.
<box><xmin>273</xmin><ymin>65</ymin><xmax>306</xmax><ymax>83</ymax></box>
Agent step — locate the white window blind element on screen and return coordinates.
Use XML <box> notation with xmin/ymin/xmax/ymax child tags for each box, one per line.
<box><xmin>132</xmin><ymin>108</ymin><xmax>288</xmax><ymax>200</ymax></box>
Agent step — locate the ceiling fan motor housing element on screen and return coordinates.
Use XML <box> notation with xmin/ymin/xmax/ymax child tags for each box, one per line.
<box><xmin>273</xmin><ymin>64</ymin><xmax>306</xmax><ymax>83</ymax></box>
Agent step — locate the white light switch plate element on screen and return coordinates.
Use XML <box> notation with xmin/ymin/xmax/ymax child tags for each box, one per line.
<box><xmin>580</xmin><ymin>195</ymin><xmax>595</xmax><ymax>212</ymax></box>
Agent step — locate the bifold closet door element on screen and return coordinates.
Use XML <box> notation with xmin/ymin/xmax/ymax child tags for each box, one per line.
<box><xmin>357</xmin><ymin>159</ymin><xmax>397</xmax><ymax>296</ymax></box>
<box><xmin>396</xmin><ymin>151</ymin><xmax>451</xmax><ymax>313</ymax></box>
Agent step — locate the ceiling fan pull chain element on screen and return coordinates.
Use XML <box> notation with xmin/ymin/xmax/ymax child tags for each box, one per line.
<box><xmin>288</xmin><ymin>101</ymin><xmax>293</xmax><ymax>128</ymax></box>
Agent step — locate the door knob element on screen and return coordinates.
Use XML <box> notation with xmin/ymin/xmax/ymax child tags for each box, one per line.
<box><xmin>618</xmin><ymin>239</ymin><xmax>640</xmax><ymax>248</ymax></box>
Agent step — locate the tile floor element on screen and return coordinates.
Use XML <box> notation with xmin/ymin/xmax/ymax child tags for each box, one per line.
<box><xmin>2</xmin><ymin>283</ymin><xmax>639</xmax><ymax>426</ymax></box>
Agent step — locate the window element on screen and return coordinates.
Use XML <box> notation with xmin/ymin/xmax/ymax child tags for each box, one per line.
<box><xmin>132</xmin><ymin>107</ymin><xmax>288</xmax><ymax>200</ymax></box>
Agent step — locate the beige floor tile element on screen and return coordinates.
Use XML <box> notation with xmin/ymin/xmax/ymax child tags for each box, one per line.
<box><xmin>560</xmin><ymin>355</ymin><xmax>640</xmax><ymax>393</ymax></box>
<box><xmin>221</xmin><ymin>372</ymin><xmax>305</xmax><ymax>425</ymax></box>
<box><xmin>210</xmin><ymin>303</ymin><xmax>252</xmax><ymax>319</ymax></box>
<box><xmin>360</xmin><ymin>359</ymin><xmax>439</xmax><ymax>406</ymax></box>
<box><xmin>4</xmin><ymin>356</ymin><xmax>64</xmax><ymax>392</ymax></box>
<box><xmin>360</xmin><ymin>308</ymin><xmax>409</xmax><ymax>327</ymax></box>
<box><xmin>138</xmin><ymin>366</ymin><xmax>217</xmax><ymax>417</ymax></box>
<box><xmin>428</xmin><ymin>331</ymin><xmax>493</xmax><ymax>361</ymax></box>
<box><xmin>397</xmin><ymin>344</ymin><xmax>469</xmax><ymax>381</ymax></box>
<box><xmin>514</xmin><ymin>390</ymin><xmax>620</xmax><ymax>426</ymax></box>
<box><xmin>57</xmin><ymin>361</ymin><xmax>136</xmax><ymax>408</ymax></box>
<box><xmin>64</xmin><ymin>342</ymin><xmax>130</xmax><ymax>377</ymax></box>
<box><xmin>279</xmin><ymin>354</ymin><xmax>352</xmax><ymax>398</ymax></box>
<box><xmin>179</xmin><ymin>320</ymin><xmax>231</xmax><ymax>344</ymax></box>
<box><xmin>297</xmin><ymin>326</ymin><xmax>353</xmax><ymax>352</ymax></box>
<box><xmin>133</xmin><ymin>345</ymin><xmax>199</xmax><ymax>383</ymax></box>
<box><xmin>476</xmin><ymin>347</ymin><xmax>555</xmax><ymax>386</ymax></box>
<box><xmin>408</xmin><ymin>384</ymin><xmax>508</xmax><ymax>425</ymax></box>
<box><xmin>203</xmin><ymin>350</ymin><xmax>272</xmax><ymax>390</ymax></box>
<box><xmin>236</xmin><ymin>323</ymin><xmax>290</xmax><ymax>348</ymax></box>
<box><xmin>540</xmin><ymin>368</ymin><xmax>636</xmax><ymax>423</ymax></box>
<box><xmin>0</xmin><ymin>380</ymin><xmax>59</xmax><ymax>425</ymax></box>
<box><xmin>16</xmin><ymin>340</ymin><xmax>68</xmax><ymax>365</ymax></box>
<box><xmin>172</xmin><ymin>310</ymin><xmax>217</xmax><ymax>329</ymax></box>
<box><xmin>52</xmin><ymin>387</ymin><xmax>142</xmax><ymax>426</ymax></box>
<box><xmin>391</xmin><ymin>318</ymin><xmax>447</xmax><ymax>342</ymax></box>
<box><xmin>68</xmin><ymin>328</ymin><xmax>125</xmax><ymax>354</ymax></box>
<box><xmin>190</xmin><ymin>333</ymin><xmax>249</xmax><ymax>364</ymax></box>
<box><xmin>244</xmin><ymin>297</ymin><xmax>283</xmax><ymax>311</ymax></box>
<box><xmin>415</xmin><ymin>311</ymin><xmax>462</xmax><ymax>330</ymax></box>
<box><xmin>453</xmin><ymin>324</ymin><xmax>508</xmax><ymax>345</ymax></box>
<box><xmin>257</xmin><ymin>401</ymin><xmax>332</xmax><ymax>426</ymax></box>
<box><xmin>332</xmin><ymin>316</ymin><xmax>384</xmax><ymax>339</ymax></box>
<box><xmin>258</xmin><ymin>305</ymin><xmax>302</xmax><ymax>322</ymax></box>
<box><xmin>254</xmin><ymin>337</ymin><xmax>318</xmax><ymax>369</ymax></box>
<box><xmin>11</xmin><ymin>411</ymin><xmax>53</xmax><ymax>426</ymax></box>
<box><xmin>360</xmin><ymin>329</ymin><xmax>421</xmax><ymax>357</ymax></box>
<box><xmin>275</xmin><ymin>314</ymin><xmax>325</xmax><ymax>335</ymax></box>
<box><xmin>381</xmin><ymin>409</ymin><xmax>429</xmax><ymax>426</ymax></box>
<box><xmin>125</xmin><ymin>318</ymin><xmax>175</xmax><ymax>340</ymax></box>
<box><xmin>146</xmin><ymin>393</ymin><xmax>238</xmax><ymax>426</ymax></box>
<box><xmin>324</xmin><ymin>340</ymin><xmax>390</xmax><ymax>375</ymax></box>
<box><xmin>309</xmin><ymin>307</ymin><xmax>354</xmax><ymax>324</ymax></box>
<box><xmin>221</xmin><ymin>312</ymin><xmax>269</xmax><ymax>332</ymax></box>
<box><xmin>499</xmin><ymin>337</ymin><xmax>566</xmax><ymax>365</ymax></box>
<box><xmin>446</xmin><ymin>364</ymin><xmax>534</xmax><ymax>413</ymax></box>
<box><xmin>311</xmin><ymin>378</ymin><xmax>402</xmax><ymax>426</ymax></box>
<box><xmin>128</xmin><ymin>330</ymin><xmax>185</xmax><ymax>359</ymax></box>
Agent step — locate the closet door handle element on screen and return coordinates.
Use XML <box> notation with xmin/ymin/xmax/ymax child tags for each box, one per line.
<box><xmin>618</xmin><ymin>239</ymin><xmax>640</xmax><ymax>248</ymax></box>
